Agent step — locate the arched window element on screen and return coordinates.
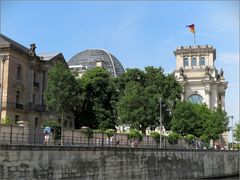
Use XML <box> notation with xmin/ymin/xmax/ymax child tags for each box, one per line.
<box><xmin>200</xmin><ymin>57</ymin><xmax>205</xmax><ymax>66</ymax></box>
<box><xmin>184</xmin><ymin>58</ymin><xmax>189</xmax><ymax>67</ymax></box>
<box><xmin>188</xmin><ymin>94</ymin><xmax>203</xmax><ymax>104</ymax></box>
<box><xmin>191</xmin><ymin>57</ymin><xmax>197</xmax><ymax>66</ymax></box>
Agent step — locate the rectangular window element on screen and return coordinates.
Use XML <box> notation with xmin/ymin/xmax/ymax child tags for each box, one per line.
<box><xmin>15</xmin><ymin>115</ymin><xmax>19</xmax><ymax>124</ymax></box>
<box><xmin>34</xmin><ymin>118</ymin><xmax>38</xmax><ymax>128</ymax></box>
<box><xmin>16</xmin><ymin>91</ymin><xmax>21</xmax><ymax>104</ymax></box>
<box><xmin>33</xmin><ymin>70</ymin><xmax>36</xmax><ymax>82</ymax></box>
<box><xmin>33</xmin><ymin>94</ymin><xmax>35</xmax><ymax>104</ymax></box>
<box><xmin>17</xmin><ymin>66</ymin><xmax>22</xmax><ymax>80</ymax></box>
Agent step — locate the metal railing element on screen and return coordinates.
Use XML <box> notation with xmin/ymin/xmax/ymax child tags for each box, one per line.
<box><xmin>0</xmin><ymin>126</ymin><xmax>216</xmax><ymax>150</ymax></box>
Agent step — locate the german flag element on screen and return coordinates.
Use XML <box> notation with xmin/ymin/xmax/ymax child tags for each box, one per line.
<box><xmin>186</xmin><ymin>24</ymin><xmax>195</xmax><ymax>33</ymax></box>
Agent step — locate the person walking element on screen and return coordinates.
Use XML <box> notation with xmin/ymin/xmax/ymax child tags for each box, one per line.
<box><xmin>43</xmin><ymin>126</ymin><xmax>51</xmax><ymax>145</ymax></box>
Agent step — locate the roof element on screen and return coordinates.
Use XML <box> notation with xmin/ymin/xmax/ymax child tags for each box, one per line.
<box><xmin>38</xmin><ymin>52</ymin><xmax>61</xmax><ymax>61</ymax></box>
<box><xmin>0</xmin><ymin>34</ymin><xmax>29</xmax><ymax>54</ymax></box>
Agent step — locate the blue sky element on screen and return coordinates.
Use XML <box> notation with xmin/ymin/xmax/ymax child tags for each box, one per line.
<box><xmin>1</xmin><ymin>1</ymin><xmax>239</xmax><ymax>140</ymax></box>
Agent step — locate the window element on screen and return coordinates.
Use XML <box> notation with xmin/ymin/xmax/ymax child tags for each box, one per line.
<box><xmin>34</xmin><ymin>118</ymin><xmax>38</xmax><ymax>128</ymax></box>
<box><xmin>200</xmin><ymin>57</ymin><xmax>205</xmax><ymax>66</ymax></box>
<box><xmin>191</xmin><ymin>57</ymin><xmax>197</xmax><ymax>66</ymax></box>
<box><xmin>33</xmin><ymin>70</ymin><xmax>36</xmax><ymax>82</ymax></box>
<box><xmin>15</xmin><ymin>115</ymin><xmax>19</xmax><ymax>124</ymax></box>
<box><xmin>184</xmin><ymin>58</ymin><xmax>189</xmax><ymax>67</ymax></box>
<box><xmin>188</xmin><ymin>94</ymin><xmax>203</xmax><ymax>104</ymax></box>
<box><xmin>33</xmin><ymin>94</ymin><xmax>35</xmax><ymax>104</ymax></box>
<box><xmin>17</xmin><ymin>66</ymin><xmax>22</xmax><ymax>80</ymax></box>
<box><xmin>16</xmin><ymin>91</ymin><xmax>21</xmax><ymax>104</ymax></box>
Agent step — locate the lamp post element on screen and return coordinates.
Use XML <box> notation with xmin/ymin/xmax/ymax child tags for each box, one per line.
<box><xmin>229</xmin><ymin>116</ymin><xmax>234</xmax><ymax>150</ymax></box>
<box><xmin>159</xmin><ymin>98</ymin><xmax>162</xmax><ymax>148</ymax></box>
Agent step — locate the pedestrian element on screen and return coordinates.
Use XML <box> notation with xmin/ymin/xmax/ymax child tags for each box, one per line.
<box><xmin>43</xmin><ymin>126</ymin><xmax>51</xmax><ymax>145</ymax></box>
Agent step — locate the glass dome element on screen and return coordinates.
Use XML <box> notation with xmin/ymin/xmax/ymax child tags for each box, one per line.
<box><xmin>68</xmin><ymin>49</ymin><xmax>124</xmax><ymax>77</ymax></box>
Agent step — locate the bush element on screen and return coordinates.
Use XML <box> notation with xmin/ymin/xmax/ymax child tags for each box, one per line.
<box><xmin>150</xmin><ymin>132</ymin><xmax>160</xmax><ymax>144</ymax></box>
<box><xmin>1</xmin><ymin>116</ymin><xmax>13</xmax><ymax>125</ymax></box>
<box><xmin>105</xmin><ymin>129</ymin><xmax>115</xmax><ymax>139</ymax></box>
<box><xmin>184</xmin><ymin>134</ymin><xmax>195</xmax><ymax>145</ymax></box>
<box><xmin>168</xmin><ymin>132</ymin><xmax>180</xmax><ymax>145</ymax></box>
<box><xmin>81</xmin><ymin>127</ymin><xmax>94</xmax><ymax>139</ymax></box>
<box><xmin>126</xmin><ymin>129</ymin><xmax>143</xmax><ymax>142</ymax></box>
<box><xmin>93</xmin><ymin>129</ymin><xmax>104</xmax><ymax>133</ymax></box>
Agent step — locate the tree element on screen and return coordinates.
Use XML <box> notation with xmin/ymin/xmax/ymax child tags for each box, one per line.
<box><xmin>234</xmin><ymin>122</ymin><xmax>240</xmax><ymax>142</ymax></box>
<box><xmin>81</xmin><ymin>127</ymin><xmax>94</xmax><ymax>145</ymax></box>
<box><xmin>168</xmin><ymin>132</ymin><xmax>180</xmax><ymax>145</ymax></box>
<box><xmin>116</xmin><ymin>66</ymin><xmax>182</xmax><ymax>132</ymax></box>
<box><xmin>76</xmin><ymin>67</ymin><xmax>117</xmax><ymax>130</ymax></box>
<box><xmin>44</xmin><ymin>62</ymin><xmax>79</xmax><ymax>128</ymax></box>
<box><xmin>117</xmin><ymin>82</ymin><xmax>157</xmax><ymax>134</ymax></box>
<box><xmin>171</xmin><ymin>101</ymin><xmax>203</xmax><ymax>137</ymax></box>
<box><xmin>171</xmin><ymin>101</ymin><xmax>229</xmax><ymax>142</ymax></box>
<box><xmin>126</xmin><ymin>129</ymin><xmax>143</xmax><ymax>142</ymax></box>
<box><xmin>150</xmin><ymin>131</ymin><xmax>160</xmax><ymax>147</ymax></box>
<box><xmin>203</xmin><ymin>107</ymin><xmax>228</xmax><ymax>140</ymax></box>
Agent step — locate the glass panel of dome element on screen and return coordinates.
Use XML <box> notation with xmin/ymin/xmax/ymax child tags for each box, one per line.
<box><xmin>188</xmin><ymin>95</ymin><xmax>203</xmax><ymax>104</ymax></box>
<box><xmin>191</xmin><ymin>58</ymin><xmax>197</xmax><ymax>66</ymax></box>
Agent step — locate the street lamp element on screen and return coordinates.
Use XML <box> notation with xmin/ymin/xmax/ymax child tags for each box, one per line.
<box><xmin>159</xmin><ymin>98</ymin><xmax>162</xmax><ymax>148</ymax></box>
<box><xmin>229</xmin><ymin>116</ymin><xmax>234</xmax><ymax>150</ymax></box>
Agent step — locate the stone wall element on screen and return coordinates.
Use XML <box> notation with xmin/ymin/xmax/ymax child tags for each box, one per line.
<box><xmin>0</xmin><ymin>144</ymin><xmax>238</xmax><ymax>179</ymax></box>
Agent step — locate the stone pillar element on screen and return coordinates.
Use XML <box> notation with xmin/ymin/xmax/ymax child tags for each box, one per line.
<box><xmin>205</xmin><ymin>84</ymin><xmax>211</xmax><ymax>108</ymax></box>
<box><xmin>28</xmin><ymin>65</ymin><xmax>34</xmax><ymax>103</ymax></box>
<box><xmin>39</xmin><ymin>71</ymin><xmax>43</xmax><ymax>105</ymax></box>
<box><xmin>221</xmin><ymin>92</ymin><xmax>225</xmax><ymax>111</ymax></box>
<box><xmin>0</xmin><ymin>55</ymin><xmax>7</xmax><ymax>121</ymax></box>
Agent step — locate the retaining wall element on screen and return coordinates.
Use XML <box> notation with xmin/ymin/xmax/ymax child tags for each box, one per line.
<box><xmin>0</xmin><ymin>144</ymin><xmax>239</xmax><ymax>179</ymax></box>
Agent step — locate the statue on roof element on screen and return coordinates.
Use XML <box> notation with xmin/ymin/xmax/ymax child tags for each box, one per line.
<box><xmin>179</xmin><ymin>67</ymin><xmax>184</xmax><ymax>77</ymax></box>
<box><xmin>219</xmin><ymin>68</ymin><xmax>224</xmax><ymax>78</ymax></box>
<box><xmin>205</xmin><ymin>66</ymin><xmax>210</xmax><ymax>77</ymax></box>
<box><xmin>29</xmin><ymin>43</ymin><xmax>36</xmax><ymax>56</ymax></box>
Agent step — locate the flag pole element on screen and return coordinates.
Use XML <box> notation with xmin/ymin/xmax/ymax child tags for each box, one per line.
<box><xmin>194</xmin><ymin>32</ymin><xmax>196</xmax><ymax>44</ymax></box>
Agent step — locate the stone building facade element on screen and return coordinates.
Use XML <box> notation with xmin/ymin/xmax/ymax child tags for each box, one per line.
<box><xmin>174</xmin><ymin>45</ymin><xmax>227</xmax><ymax>109</ymax></box>
<box><xmin>0</xmin><ymin>34</ymin><xmax>74</xmax><ymax>129</ymax></box>
<box><xmin>173</xmin><ymin>45</ymin><xmax>228</xmax><ymax>145</ymax></box>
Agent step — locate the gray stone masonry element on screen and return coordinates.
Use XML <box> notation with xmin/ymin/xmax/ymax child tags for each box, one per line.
<box><xmin>0</xmin><ymin>144</ymin><xmax>239</xmax><ymax>179</ymax></box>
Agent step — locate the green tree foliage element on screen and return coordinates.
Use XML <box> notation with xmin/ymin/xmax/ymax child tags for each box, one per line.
<box><xmin>168</xmin><ymin>132</ymin><xmax>180</xmax><ymax>145</ymax></box>
<box><xmin>234</xmin><ymin>122</ymin><xmax>240</xmax><ymax>142</ymax></box>
<box><xmin>184</xmin><ymin>134</ymin><xmax>195</xmax><ymax>145</ymax></box>
<box><xmin>126</xmin><ymin>129</ymin><xmax>143</xmax><ymax>142</ymax></box>
<box><xmin>117</xmin><ymin>82</ymin><xmax>156</xmax><ymax>133</ymax></box>
<box><xmin>1</xmin><ymin>116</ymin><xmax>13</xmax><ymax>125</ymax></box>
<box><xmin>44</xmin><ymin>62</ymin><xmax>79</xmax><ymax>114</ymax></box>
<box><xmin>76</xmin><ymin>67</ymin><xmax>117</xmax><ymax>130</ymax></box>
<box><xmin>116</xmin><ymin>66</ymin><xmax>182</xmax><ymax>133</ymax></box>
<box><xmin>204</xmin><ymin>107</ymin><xmax>228</xmax><ymax>140</ymax></box>
<box><xmin>171</xmin><ymin>101</ymin><xmax>229</xmax><ymax>142</ymax></box>
<box><xmin>81</xmin><ymin>127</ymin><xmax>94</xmax><ymax>145</ymax></box>
<box><xmin>105</xmin><ymin>129</ymin><xmax>115</xmax><ymax>138</ymax></box>
<box><xmin>150</xmin><ymin>131</ymin><xmax>160</xmax><ymax>146</ymax></box>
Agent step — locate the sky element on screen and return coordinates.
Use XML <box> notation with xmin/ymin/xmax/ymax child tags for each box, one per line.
<box><xmin>0</xmin><ymin>1</ymin><xmax>239</xmax><ymax>141</ymax></box>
